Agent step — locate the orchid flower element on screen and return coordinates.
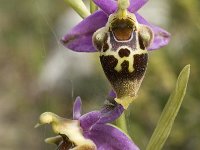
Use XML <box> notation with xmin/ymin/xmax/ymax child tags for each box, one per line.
<box><xmin>35</xmin><ymin>1</ymin><xmax>191</xmax><ymax>149</ymax></box>
<box><xmin>61</xmin><ymin>0</ymin><xmax>170</xmax><ymax>52</ymax></box>
<box><xmin>61</xmin><ymin>0</ymin><xmax>171</xmax><ymax>109</ymax></box>
<box><xmin>35</xmin><ymin>96</ymin><xmax>139</xmax><ymax>150</ymax></box>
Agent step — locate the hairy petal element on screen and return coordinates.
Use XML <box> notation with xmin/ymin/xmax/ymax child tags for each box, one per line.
<box><xmin>80</xmin><ymin>111</ymin><xmax>101</xmax><ymax>130</ymax></box>
<box><xmin>128</xmin><ymin>0</ymin><xmax>149</xmax><ymax>12</ymax></box>
<box><xmin>135</xmin><ymin>13</ymin><xmax>171</xmax><ymax>50</ymax></box>
<box><xmin>96</xmin><ymin>90</ymin><xmax>124</xmax><ymax>123</ymax></box>
<box><xmin>85</xmin><ymin>124</ymin><xmax>140</xmax><ymax>150</ymax></box>
<box><xmin>99</xmin><ymin>104</ymin><xmax>124</xmax><ymax>124</ymax></box>
<box><xmin>73</xmin><ymin>96</ymin><xmax>82</xmax><ymax>120</ymax></box>
<box><xmin>93</xmin><ymin>0</ymin><xmax>117</xmax><ymax>14</ymax></box>
<box><xmin>61</xmin><ymin>10</ymin><xmax>108</xmax><ymax>52</ymax></box>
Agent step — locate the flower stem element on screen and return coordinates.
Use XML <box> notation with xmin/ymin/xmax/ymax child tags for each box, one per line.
<box><xmin>90</xmin><ymin>0</ymin><xmax>98</xmax><ymax>13</ymax></box>
<box><xmin>116</xmin><ymin>112</ymin><xmax>128</xmax><ymax>134</ymax></box>
<box><xmin>64</xmin><ymin>0</ymin><xmax>90</xmax><ymax>18</ymax></box>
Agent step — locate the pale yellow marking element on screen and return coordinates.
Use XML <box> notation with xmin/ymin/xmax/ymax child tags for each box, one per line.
<box><xmin>118</xmin><ymin>0</ymin><xmax>130</xmax><ymax>10</ymax></box>
<box><xmin>101</xmin><ymin>45</ymin><xmax>147</xmax><ymax>73</ymax></box>
<box><xmin>117</xmin><ymin>0</ymin><xmax>130</xmax><ymax>19</ymax></box>
<box><xmin>117</xmin><ymin>9</ymin><xmax>128</xmax><ymax>19</ymax></box>
<box><xmin>115</xmin><ymin>96</ymin><xmax>136</xmax><ymax>109</ymax></box>
<box><xmin>95</xmin><ymin>11</ymin><xmax>147</xmax><ymax>73</ymax></box>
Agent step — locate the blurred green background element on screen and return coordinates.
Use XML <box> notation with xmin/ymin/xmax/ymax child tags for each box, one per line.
<box><xmin>0</xmin><ymin>0</ymin><xmax>199</xmax><ymax>149</ymax></box>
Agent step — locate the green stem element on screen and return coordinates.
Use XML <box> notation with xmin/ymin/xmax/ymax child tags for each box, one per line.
<box><xmin>116</xmin><ymin>112</ymin><xmax>128</xmax><ymax>134</ymax></box>
<box><xmin>64</xmin><ymin>0</ymin><xmax>90</xmax><ymax>18</ymax></box>
<box><xmin>90</xmin><ymin>0</ymin><xmax>98</xmax><ymax>13</ymax></box>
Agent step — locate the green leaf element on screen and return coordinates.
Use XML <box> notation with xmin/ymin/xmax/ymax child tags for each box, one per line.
<box><xmin>146</xmin><ymin>65</ymin><xmax>190</xmax><ymax>150</ymax></box>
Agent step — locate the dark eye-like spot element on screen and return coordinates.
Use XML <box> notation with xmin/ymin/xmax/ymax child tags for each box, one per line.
<box><xmin>93</xmin><ymin>38</ymin><xmax>102</xmax><ymax>51</ymax></box>
<box><xmin>103</xmin><ymin>43</ymin><xmax>109</xmax><ymax>52</ymax></box>
<box><xmin>93</xmin><ymin>33</ymin><xmax>108</xmax><ymax>51</ymax></box>
<box><xmin>138</xmin><ymin>34</ymin><xmax>145</xmax><ymax>50</ymax></box>
<box><xmin>118</xmin><ymin>48</ymin><xmax>130</xmax><ymax>58</ymax></box>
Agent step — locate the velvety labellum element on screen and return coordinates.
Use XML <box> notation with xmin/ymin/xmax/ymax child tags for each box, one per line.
<box><xmin>93</xmin><ymin>12</ymin><xmax>153</xmax><ymax>109</ymax></box>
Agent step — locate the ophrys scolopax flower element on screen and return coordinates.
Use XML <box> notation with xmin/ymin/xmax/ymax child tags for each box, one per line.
<box><xmin>61</xmin><ymin>0</ymin><xmax>170</xmax><ymax>109</ymax></box>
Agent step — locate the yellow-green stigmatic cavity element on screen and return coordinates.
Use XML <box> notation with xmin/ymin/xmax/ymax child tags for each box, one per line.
<box><xmin>93</xmin><ymin>11</ymin><xmax>153</xmax><ymax>109</ymax></box>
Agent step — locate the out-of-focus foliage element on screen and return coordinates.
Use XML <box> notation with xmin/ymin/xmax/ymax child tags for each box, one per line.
<box><xmin>0</xmin><ymin>0</ymin><xmax>199</xmax><ymax>150</ymax></box>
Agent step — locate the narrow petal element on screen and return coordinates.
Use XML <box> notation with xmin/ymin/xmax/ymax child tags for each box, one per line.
<box><xmin>93</xmin><ymin>0</ymin><xmax>117</xmax><ymax>14</ymax></box>
<box><xmin>79</xmin><ymin>111</ymin><xmax>101</xmax><ymax>130</ymax></box>
<box><xmin>128</xmin><ymin>0</ymin><xmax>149</xmax><ymax>12</ymax></box>
<box><xmin>73</xmin><ymin>96</ymin><xmax>82</xmax><ymax>120</ymax></box>
<box><xmin>98</xmin><ymin>90</ymin><xmax>124</xmax><ymax>123</ymax></box>
<box><xmin>85</xmin><ymin>124</ymin><xmax>140</xmax><ymax>150</ymax></box>
<box><xmin>148</xmin><ymin>25</ymin><xmax>171</xmax><ymax>50</ymax></box>
<box><xmin>99</xmin><ymin>104</ymin><xmax>124</xmax><ymax>124</ymax></box>
<box><xmin>135</xmin><ymin>13</ymin><xmax>171</xmax><ymax>50</ymax></box>
<box><xmin>61</xmin><ymin>10</ymin><xmax>108</xmax><ymax>52</ymax></box>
